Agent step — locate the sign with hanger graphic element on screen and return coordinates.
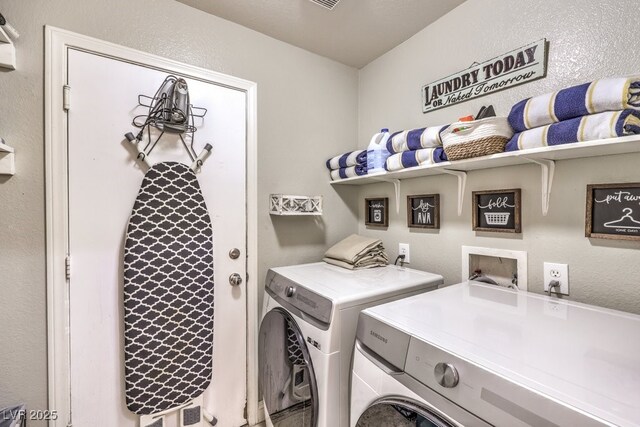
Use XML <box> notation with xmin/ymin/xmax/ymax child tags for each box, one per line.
<box><xmin>586</xmin><ymin>183</ymin><xmax>640</xmax><ymax>240</ymax></box>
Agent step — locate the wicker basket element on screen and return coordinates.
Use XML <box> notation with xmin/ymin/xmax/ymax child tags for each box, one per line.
<box><xmin>441</xmin><ymin>117</ymin><xmax>513</xmax><ymax>161</ymax></box>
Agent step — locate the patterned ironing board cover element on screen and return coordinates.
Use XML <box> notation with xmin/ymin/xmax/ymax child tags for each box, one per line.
<box><xmin>123</xmin><ymin>161</ymin><xmax>214</xmax><ymax>415</ymax></box>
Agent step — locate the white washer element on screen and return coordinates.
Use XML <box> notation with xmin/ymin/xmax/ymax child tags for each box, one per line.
<box><xmin>352</xmin><ymin>281</ymin><xmax>640</xmax><ymax>427</ymax></box>
<box><xmin>258</xmin><ymin>262</ymin><xmax>443</xmax><ymax>427</ymax></box>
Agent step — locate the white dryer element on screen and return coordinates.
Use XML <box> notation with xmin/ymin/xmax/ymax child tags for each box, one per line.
<box><xmin>352</xmin><ymin>281</ymin><xmax>640</xmax><ymax>427</ymax></box>
<box><xmin>258</xmin><ymin>262</ymin><xmax>443</xmax><ymax>427</ymax></box>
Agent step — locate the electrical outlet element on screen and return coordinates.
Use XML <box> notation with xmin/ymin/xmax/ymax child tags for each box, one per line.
<box><xmin>399</xmin><ymin>243</ymin><xmax>410</xmax><ymax>264</ymax></box>
<box><xmin>543</xmin><ymin>262</ymin><xmax>569</xmax><ymax>295</ymax></box>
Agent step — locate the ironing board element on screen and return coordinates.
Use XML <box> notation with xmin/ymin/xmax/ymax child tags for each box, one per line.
<box><xmin>123</xmin><ymin>161</ymin><xmax>214</xmax><ymax>416</ymax></box>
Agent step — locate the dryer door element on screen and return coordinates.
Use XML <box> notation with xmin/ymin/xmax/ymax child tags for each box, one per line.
<box><xmin>259</xmin><ymin>307</ymin><xmax>318</xmax><ymax>427</ymax></box>
<box><xmin>356</xmin><ymin>397</ymin><xmax>459</xmax><ymax>427</ymax></box>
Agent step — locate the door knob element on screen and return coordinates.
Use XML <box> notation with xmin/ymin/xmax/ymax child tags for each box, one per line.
<box><xmin>229</xmin><ymin>273</ymin><xmax>243</xmax><ymax>286</ymax></box>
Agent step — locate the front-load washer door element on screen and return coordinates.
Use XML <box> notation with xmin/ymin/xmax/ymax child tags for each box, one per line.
<box><xmin>356</xmin><ymin>397</ymin><xmax>459</xmax><ymax>427</ymax></box>
<box><xmin>259</xmin><ymin>307</ymin><xmax>318</xmax><ymax>427</ymax></box>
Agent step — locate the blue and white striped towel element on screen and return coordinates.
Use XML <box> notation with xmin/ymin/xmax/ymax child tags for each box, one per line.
<box><xmin>505</xmin><ymin>110</ymin><xmax>640</xmax><ymax>152</ymax></box>
<box><xmin>330</xmin><ymin>164</ymin><xmax>368</xmax><ymax>180</ymax></box>
<box><xmin>326</xmin><ymin>150</ymin><xmax>367</xmax><ymax>170</ymax></box>
<box><xmin>386</xmin><ymin>125</ymin><xmax>448</xmax><ymax>154</ymax></box>
<box><xmin>508</xmin><ymin>76</ymin><xmax>640</xmax><ymax>132</ymax></box>
<box><xmin>384</xmin><ymin>147</ymin><xmax>448</xmax><ymax>171</ymax></box>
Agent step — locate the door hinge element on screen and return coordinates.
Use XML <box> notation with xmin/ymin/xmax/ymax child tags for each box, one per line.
<box><xmin>63</xmin><ymin>85</ymin><xmax>71</xmax><ymax>111</ymax></box>
<box><xmin>65</xmin><ymin>255</ymin><xmax>71</xmax><ymax>280</ymax></box>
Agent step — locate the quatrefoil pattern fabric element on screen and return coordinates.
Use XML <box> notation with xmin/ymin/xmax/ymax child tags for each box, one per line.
<box><xmin>286</xmin><ymin>321</ymin><xmax>305</xmax><ymax>366</ymax></box>
<box><xmin>123</xmin><ymin>161</ymin><xmax>214</xmax><ymax>415</ymax></box>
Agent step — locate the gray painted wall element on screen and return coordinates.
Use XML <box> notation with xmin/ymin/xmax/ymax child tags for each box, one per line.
<box><xmin>3</xmin><ymin>0</ymin><xmax>640</xmax><ymax>421</ymax></box>
<box><xmin>0</xmin><ymin>0</ymin><xmax>358</xmax><ymax>421</ymax></box>
<box><xmin>357</xmin><ymin>0</ymin><xmax>640</xmax><ymax>313</ymax></box>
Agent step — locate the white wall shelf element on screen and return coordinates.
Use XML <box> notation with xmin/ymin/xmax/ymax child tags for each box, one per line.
<box><xmin>330</xmin><ymin>135</ymin><xmax>640</xmax><ymax>216</ymax></box>
<box><xmin>269</xmin><ymin>194</ymin><xmax>323</xmax><ymax>215</ymax></box>
<box><xmin>0</xmin><ymin>140</ymin><xmax>15</xmax><ymax>175</ymax></box>
<box><xmin>0</xmin><ymin>27</ymin><xmax>16</xmax><ymax>70</ymax></box>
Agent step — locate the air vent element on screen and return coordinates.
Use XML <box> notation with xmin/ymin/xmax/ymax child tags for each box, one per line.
<box><xmin>309</xmin><ymin>0</ymin><xmax>341</xmax><ymax>10</ymax></box>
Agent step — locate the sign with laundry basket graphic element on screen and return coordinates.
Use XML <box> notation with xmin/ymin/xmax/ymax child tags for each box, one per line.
<box><xmin>586</xmin><ymin>183</ymin><xmax>640</xmax><ymax>241</ymax></box>
<box><xmin>473</xmin><ymin>189</ymin><xmax>521</xmax><ymax>233</ymax></box>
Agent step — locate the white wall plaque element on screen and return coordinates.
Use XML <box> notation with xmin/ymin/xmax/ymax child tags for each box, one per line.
<box><xmin>422</xmin><ymin>39</ymin><xmax>548</xmax><ymax>113</ymax></box>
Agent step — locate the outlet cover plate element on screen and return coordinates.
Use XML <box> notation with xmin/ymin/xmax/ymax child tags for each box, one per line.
<box><xmin>399</xmin><ymin>243</ymin><xmax>410</xmax><ymax>264</ymax></box>
<box><xmin>543</xmin><ymin>262</ymin><xmax>569</xmax><ymax>295</ymax></box>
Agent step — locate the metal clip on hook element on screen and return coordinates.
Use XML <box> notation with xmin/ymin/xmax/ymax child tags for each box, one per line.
<box><xmin>191</xmin><ymin>143</ymin><xmax>213</xmax><ymax>173</ymax></box>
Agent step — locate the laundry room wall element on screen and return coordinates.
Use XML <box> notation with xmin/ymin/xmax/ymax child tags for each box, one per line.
<box><xmin>357</xmin><ymin>0</ymin><xmax>640</xmax><ymax>314</ymax></box>
<box><xmin>0</xmin><ymin>0</ymin><xmax>358</xmax><ymax>420</ymax></box>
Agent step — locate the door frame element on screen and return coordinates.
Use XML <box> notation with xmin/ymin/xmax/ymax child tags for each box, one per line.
<box><xmin>44</xmin><ymin>26</ymin><xmax>259</xmax><ymax>426</ymax></box>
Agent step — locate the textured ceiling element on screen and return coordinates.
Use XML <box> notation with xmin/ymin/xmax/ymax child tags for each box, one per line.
<box><xmin>176</xmin><ymin>0</ymin><xmax>466</xmax><ymax>68</ymax></box>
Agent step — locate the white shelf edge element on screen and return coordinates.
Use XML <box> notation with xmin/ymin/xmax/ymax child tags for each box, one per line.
<box><xmin>0</xmin><ymin>144</ymin><xmax>15</xmax><ymax>153</ymax></box>
<box><xmin>329</xmin><ymin>135</ymin><xmax>640</xmax><ymax>186</ymax></box>
<box><xmin>0</xmin><ymin>147</ymin><xmax>15</xmax><ymax>176</ymax></box>
<box><xmin>269</xmin><ymin>212</ymin><xmax>323</xmax><ymax>216</ymax></box>
<box><xmin>0</xmin><ymin>26</ymin><xmax>11</xmax><ymax>44</ymax></box>
<box><xmin>0</xmin><ymin>27</ymin><xmax>16</xmax><ymax>70</ymax></box>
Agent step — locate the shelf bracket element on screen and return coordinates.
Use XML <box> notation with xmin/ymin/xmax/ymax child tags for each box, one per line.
<box><xmin>390</xmin><ymin>179</ymin><xmax>401</xmax><ymax>214</ymax></box>
<box><xmin>370</xmin><ymin>177</ymin><xmax>402</xmax><ymax>214</ymax></box>
<box><xmin>441</xmin><ymin>169</ymin><xmax>467</xmax><ymax>216</ymax></box>
<box><xmin>522</xmin><ymin>157</ymin><xmax>555</xmax><ymax>216</ymax></box>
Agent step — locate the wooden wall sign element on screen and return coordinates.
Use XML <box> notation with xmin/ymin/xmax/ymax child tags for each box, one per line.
<box><xmin>473</xmin><ymin>189</ymin><xmax>521</xmax><ymax>233</ymax></box>
<box><xmin>365</xmin><ymin>198</ymin><xmax>388</xmax><ymax>227</ymax></box>
<box><xmin>407</xmin><ymin>194</ymin><xmax>440</xmax><ymax>229</ymax></box>
<box><xmin>422</xmin><ymin>39</ymin><xmax>548</xmax><ymax>113</ymax></box>
<box><xmin>586</xmin><ymin>183</ymin><xmax>640</xmax><ymax>240</ymax></box>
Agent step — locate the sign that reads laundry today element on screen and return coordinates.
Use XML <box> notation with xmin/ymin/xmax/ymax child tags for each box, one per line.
<box><xmin>422</xmin><ymin>39</ymin><xmax>548</xmax><ymax>113</ymax></box>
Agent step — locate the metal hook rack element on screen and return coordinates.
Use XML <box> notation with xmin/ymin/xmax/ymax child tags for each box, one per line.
<box><xmin>125</xmin><ymin>75</ymin><xmax>213</xmax><ymax>172</ymax></box>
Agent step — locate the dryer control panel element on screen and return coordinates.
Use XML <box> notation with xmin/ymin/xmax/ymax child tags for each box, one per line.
<box><xmin>265</xmin><ymin>269</ymin><xmax>333</xmax><ymax>329</ymax></box>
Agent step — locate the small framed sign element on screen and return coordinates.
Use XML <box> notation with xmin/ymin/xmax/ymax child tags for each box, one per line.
<box><xmin>407</xmin><ymin>194</ymin><xmax>440</xmax><ymax>229</ymax></box>
<box><xmin>586</xmin><ymin>183</ymin><xmax>640</xmax><ymax>241</ymax></box>
<box><xmin>365</xmin><ymin>198</ymin><xmax>389</xmax><ymax>227</ymax></box>
<box><xmin>473</xmin><ymin>189</ymin><xmax>521</xmax><ymax>233</ymax></box>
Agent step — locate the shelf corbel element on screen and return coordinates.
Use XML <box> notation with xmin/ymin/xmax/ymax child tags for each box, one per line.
<box><xmin>368</xmin><ymin>177</ymin><xmax>402</xmax><ymax>214</ymax></box>
<box><xmin>441</xmin><ymin>169</ymin><xmax>467</xmax><ymax>216</ymax></box>
<box><xmin>521</xmin><ymin>157</ymin><xmax>555</xmax><ymax>216</ymax></box>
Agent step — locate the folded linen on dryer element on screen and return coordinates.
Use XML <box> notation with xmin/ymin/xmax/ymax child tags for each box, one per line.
<box><xmin>323</xmin><ymin>252</ymin><xmax>388</xmax><ymax>270</ymax></box>
<box><xmin>386</xmin><ymin>125</ymin><xmax>448</xmax><ymax>154</ymax></box>
<box><xmin>384</xmin><ymin>147</ymin><xmax>448</xmax><ymax>171</ymax></box>
<box><xmin>329</xmin><ymin>165</ymin><xmax>368</xmax><ymax>181</ymax></box>
<box><xmin>325</xmin><ymin>150</ymin><xmax>367</xmax><ymax>170</ymax></box>
<box><xmin>323</xmin><ymin>234</ymin><xmax>388</xmax><ymax>269</ymax></box>
<box><xmin>508</xmin><ymin>76</ymin><xmax>640</xmax><ymax>132</ymax></box>
<box><xmin>505</xmin><ymin>109</ymin><xmax>640</xmax><ymax>151</ymax></box>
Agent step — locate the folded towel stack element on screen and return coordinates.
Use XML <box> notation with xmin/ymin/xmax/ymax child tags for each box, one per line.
<box><xmin>326</xmin><ymin>150</ymin><xmax>368</xmax><ymax>180</ymax></box>
<box><xmin>384</xmin><ymin>125</ymin><xmax>448</xmax><ymax>171</ymax></box>
<box><xmin>323</xmin><ymin>234</ymin><xmax>388</xmax><ymax>270</ymax></box>
<box><xmin>506</xmin><ymin>76</ymin><xmax>640</xmax><ymax>151</ymax></box>
<box><xmin>385</xmin><ymin>147</ymin><xmax>448</xmax><ymax>171</ymax></box>
<box><xmin>386</xmin><ymin>125</ymin><xmax>448</xmax><ymax>154</ymax></box>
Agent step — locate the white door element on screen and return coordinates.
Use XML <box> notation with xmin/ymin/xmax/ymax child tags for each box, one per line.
<box><xmin>66</xmin><ymin>49</ymin><xmax>247</xmax><ymax>426</ymax></box>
